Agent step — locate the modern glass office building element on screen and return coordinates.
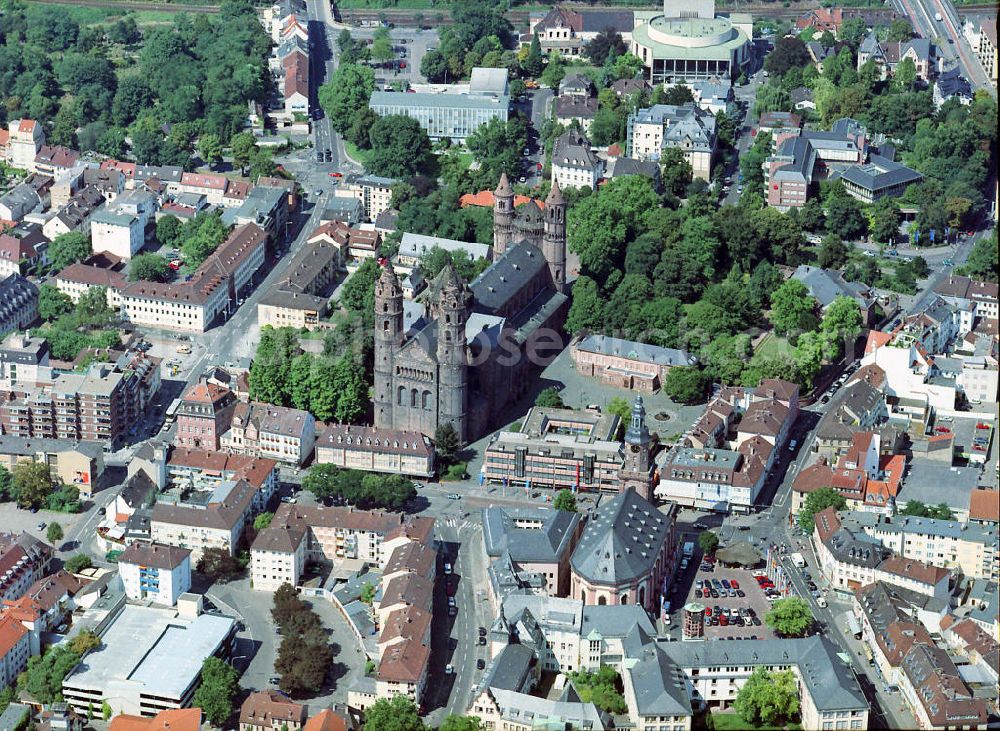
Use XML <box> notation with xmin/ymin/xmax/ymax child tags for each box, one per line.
<box><xmin>369</xmin><ymin>91</ymin><xmax>510</xmax><ymax>141</ymax></box>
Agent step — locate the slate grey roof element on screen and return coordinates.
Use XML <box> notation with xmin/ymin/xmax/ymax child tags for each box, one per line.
<box><xmin>570</xmin><ymin>489</ymin><xmax>671</xmax><ymax>585</ymax></box>
<box><xmin>791</xmin><ymin>265</ymin><xmax>873</xmax><ymax>308</ymax></box>
<box><xmin>840</xmin><ymin>155</ymin><xmax>922</xmax><ymax>193</ymax></box>
<box><xmin>771</xmin><ymin>135</ymin><xmax>815</xmax><ymax>183</ymax></box>
<box><xmin>471</xmin><ymin>240</ymin><xmax>548</xmax><ymax>314</ymax></box>
<box><xmin>0</xmin><ymin>435</ymin><xmax>103</xmax><ymax>460</ymax></box>
<box><xmin>662</xmin><ymin>636</ymin><xmax>870</xmax><ymax>712</ymax></box>
<box><xmin>936</xmin><ymin>66</ymin><xmax>973</xmax><ymax>99</ymax></box>
<box><xmin>580</xmin><ymin>604</ymin><xmax>656</xmax><ymax>639</ymax></box>
<box><xmin>606</xmin><ymin>157</ymin><xmax>661</xmax><ymax>182</ymax></box>
<box><xmin>579</xmin><ymin>9</ymin><xmax>634</xmax><ymax>32</ymax></box>
<box><xmin>552</xmin><ymin>129</ymin><xmax>601</xmax><ymax>171</ymax></box>
<box><xmin>559</xmin><ymin>73</ymin><xmax>595</xmax><ymax>96</ymax></box>
<box><xmin>576</xmin><ymin>333</ymin><xmax>696</xmax><ymax>367</ymax></box>
<box><xmin>482</xmin><ymin>506</ymin><xmax>581</xmax><ymax>564</ymax></box>
<box><xmin>625</xmin><ymin>642</ymin><xmax>692</xmax><ymax>717</ymax></box>
<box><xmin>480</xmin><ymin>643</ymin><xmax>535</xmax><ymax>693</ymax></box>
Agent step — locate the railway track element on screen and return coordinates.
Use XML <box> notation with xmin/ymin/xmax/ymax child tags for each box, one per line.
<box><xmin>25</xmin><ymin>0</ymin><xmax>219</xmax><ymax>12</ymax></box>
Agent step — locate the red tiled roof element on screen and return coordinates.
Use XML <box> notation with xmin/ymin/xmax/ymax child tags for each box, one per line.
<box><xmin>458</xmin><ymin>190</ymin><xmax>544</xmax><ymax>210</ymax></box>
<box><xmin>302</xmin><ymin>710</ymin><xmax>347</xmax><ymax>731</ymax></box>
<box><xmin>0</xmin><ymin>613</ymin><xmax>28</xmax><ymax>657</ymax></box>
<box><xmin>968</xmin><ymin>489</ymin><xmax>999</xmax><ymax>523</ymax></box>
<box><xmin>109</xmin><ymin>709</ymin><xmax>201</xmax><ymax>731</ymax></box>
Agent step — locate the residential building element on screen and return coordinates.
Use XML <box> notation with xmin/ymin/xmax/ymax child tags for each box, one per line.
<box><xmin>108</xmin><ymin>709</ymin><xmax>202</xmax><ymax>731</ymax></box>
<box><xmin>0</xmin><ymin>436</ymin><xmax>103</xmax><ymax>496</ymax></box>
<box><xmin>395</xmin><ymin>232</ymin><xmax>490</xmax><ymax>273</ymax></box>
<box><xmin>933</xmin><ymin>66</ymin><xmax>974</xmax><ymax>108</ymax></box>
<box><xmin>282</xmin><ymin>49</ymin><xmax>309</xmax><ymax>117</ymax></box>
<box><xmin>220</xmin><ymin>185</ymin><xmax>289</xmax><ymax>241</ymax></box>
<box><xmin>857</xmin><ymin>33</ymin><xmax>933</xmax><ymax>81</ymax></box>
<box><xmin>33</xmin><ymin>146</ymin><xmax>79</xmax><ymax>177</ymax></box>
<box><xmin>976</xmin><ymin>18</ymin><xmax>996</xmax><ymax>83</ymax></box>
<box><xmin>308</xmin><ymin>220</ymin><xmax>380</xmax><ymax>263</ymax></box>
<box><xmin>43</xmin><ymin>186</ymin><xmax>106</xmax><ymax>241</ymax></box>
<box><xmin>0</xmin><ymin>183</ymin><xmax>43</xmax><ymax>223</ymax></box>
<box><xmin>62</xmin><ymin>604</ymin><xmax>234</xmax><ymax>717</ymax></box>
<box><xmin>482</xmin><ymin>506</ymin><xmax>583</xmax><ymax>599</ymax></box>
<box><xmin>554</xmin><ymin>95</ymin><xmax>599</xmax><ymax>133</ymax></box>
<box><xmin>220</xmin><ymin>402</ymin><xmax>316</xmax><ymax>466</ymax></box>
<box><xmin>0</xmin><ymin>275</ymin><xmax>38</xmax><ymax>334</ymax></box>
<box><xmin>813</xmin><ymin>508</ymin><xmax>952</xmax><ymax>599</ymax></box>
<box><xmin>0</xmin><ymin>332</ymin><xmax>51</xmax><ymax>390</ymax></box>
<box><xmin>630</xmin><ymin>0</ymin><xmax>752</xmax><ymax>84</ymax></box>
<box><xmin>238</xmin><ymin>692</ymin><xmax>306</xmax><ymax>731</ymax></box>
<box><xmin>119</xmin><ymin>223</ymin><xmax>267</xmax><ymax>332</ymax></box>
<box><xmin>1</xmin><ymin>571</ymin><xmax>82</xmax><ymax>656</ymax></box>
<box><xmin>167</xmin><ymin>448</ymin><xmax>278</xmax><ymax>516</ymax></box>
<box><xmin>0</xmin><ymin>614</ymin><xmax>29</xmax><ymax>690</ymax></box>
<box><xmin>251</xmin><ymin>503</ymin><xmax>434</xmax><ymax>591</ymax></box>
<box><xmin>527</xmin><ymin>6</ymin><xmax>634</xmax><ymax>57</ymax></box>
<box><xmin>0</xmin><ymin>228</ymin><xmax>48</xmax><ymax>278</ymax></box>
<box><xmin>150</xmin><ymin>478</ymin><xmax>258</xmax><ymax>559</ymax></box>
<box><xmin>791</xmin><ymin>265</ymin><xmax>878</xmax><ymax>326</ymax></box>
<box><xmin>482</xmin><ymin>405</ymin><xmax>627</xmax><ymax>494</ymax></box>
<box><xmin>853</xmin><ymin>511</ymin><xmax>999</xmax><ymax>582</ymax></box>
<box><xmin>0</xmin><ymin>360</ymin><xmax>160</xmax><ymax>452</ymax></box>
<box><xmin>334</xmin><ymin>175</ymin><xmax>396</xmax><ymax>222</ymax></box>
<box><xmin>626</xmin><ymin>104</ymin><xmax>717</xmax><ymax>179</ymax></box>
<box><xmin>118</xmin><ymin>541</ymin><xmax>192</xmax><ymax>606</ymax></box>
<box><xmin>301</xmin><ymin>710</ymin><xmax>347</xmax><ymax>731</ymax></box>
<box><xmin>854</xmin><ymin>582</ymin><xmax>988</xmax><ymax>730</ymax></box>
<box><xmin>369</xmin><ymin>70</ymin><xmax>510</xmax><ymax>142</ymax></box>
<box><xmin>570</xmin><ymin>491</ymin><xmax>676</xmax><ymax>610</ymax></box>
<box><xmin>175</xmin><ymin>381</ymin><xmax>238</xmax><ymax>452</ymax></box>
<box><xmin>571</xmin><ymin>334</ymin><xmax>696</xmax><ymax>391</ymax></box>
<box><xmin>559</xmin><ymin>73</ymin><xmax>595</xmax><ymax>98</ymax></box>
<box><xmin>604</xmin><ymin>157</ymin><xmax>662</xmax><ymax>189</ymax></box>
<box><xmin>258</xmin><ymin>231</ymin><xmax>342</xmax><ymax>330</ymax></box>
<box><xmin>933</xmin><ymin>275</ymin><xmax>998</xmax><ymax>324</ymax></box>
<box><xmin>5</xmin><ymin>120</ymin><xmax>45</xmax><ymax>171</ymax></box>
<box><xmin>551</xmin><ymin>129</ymin><xmax>603</xmax><ymax>190</ymax></box>
<box><xmin>0</xmin><ymin>532</ymin><xmax>51</xmax><ymax>604</ymax></box>
<box><xmin>314</xmin><ymin>424</ymin><xmax>434</xmax><ymax>478</ymax></box>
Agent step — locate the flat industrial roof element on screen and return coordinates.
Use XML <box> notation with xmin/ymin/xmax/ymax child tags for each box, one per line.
<box><xmin>63</xmin><ymin>605</ymin><xmax>233</xmax><ymax>700</ymax></box>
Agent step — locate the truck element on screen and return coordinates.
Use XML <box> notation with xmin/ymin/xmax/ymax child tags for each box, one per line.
<box><xmin>682</xmin><ymin>542</ymin><xmax>695</xmax><ymax>558</ymax></box>
<box><xmin>790</xmin><ymin>552</ymin><xmax>807</xmax><ymax>568</ymax></box>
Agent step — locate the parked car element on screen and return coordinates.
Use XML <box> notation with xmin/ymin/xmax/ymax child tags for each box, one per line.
<box><xmin>476</xmin><ymin>658</ymin><xmax>485</xmax><ymax>669</ymax></box>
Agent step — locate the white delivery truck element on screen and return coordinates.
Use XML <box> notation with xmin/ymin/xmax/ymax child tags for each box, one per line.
<box><xmin>682</xmin><ymin>542</ymin><xmax>695</xmax><ymax>558</ymax></box>
<box><xmin>790</xmin><ymin>552</ymin><xmax>806</xmax><ymax>568</ymax></box>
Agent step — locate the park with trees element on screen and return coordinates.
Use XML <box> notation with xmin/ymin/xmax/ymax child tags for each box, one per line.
<box><xmin>271</xmin><ymin>583</ymin><xmax>335</xmax><ymax>696</ymax></box>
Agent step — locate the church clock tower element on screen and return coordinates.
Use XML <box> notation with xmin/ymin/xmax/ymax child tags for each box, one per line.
<box><xmin>619</xmin><ymin>394</ymin><xmax>655</xmax><ymax>501</ymax></box>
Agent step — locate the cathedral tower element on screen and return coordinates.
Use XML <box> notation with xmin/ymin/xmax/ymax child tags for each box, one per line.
<box><xmin>493</xmin><ymin>173</ymin><xmax>515</xmax><ymax>260</ymax></box>
<box><xmin>543</xmin><ymin>179</ymin><xmax>567</xmax><ymax>291</ymax></box>
<box><xmin>619</xmin><ymin>394</ymin><xmax>654</xmax><ymax>501</ymax></box>
<box><xmin>436</xmin><ymin>265</ymin><xmax>471</xmax><ymax>442</ymax></box>
<box><xmin>373</xmin><ymin>262</ymin><xmax>403</xmax><ymax>429</ymax></box>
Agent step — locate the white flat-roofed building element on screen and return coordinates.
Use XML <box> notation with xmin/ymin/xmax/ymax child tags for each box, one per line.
<box><xmin>118</xmin><ymin>541</ymin><xmax>192</xmax><ymax>606</ymax></box>
<box><xmin>61</xmin><ymin>603</ymin><xmax>235</xmax><ymax>717</ymax></box>
<box><xmin>395</xmin><ymin>233</ymin><xmax>491</xmax><ymax>273</ymax></box>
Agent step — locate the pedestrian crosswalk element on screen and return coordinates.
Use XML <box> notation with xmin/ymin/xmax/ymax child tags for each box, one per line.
<box><xmin>441</xmin><ymin>517</ymin><xmax>479</xmax><ymax>531</ymax></box>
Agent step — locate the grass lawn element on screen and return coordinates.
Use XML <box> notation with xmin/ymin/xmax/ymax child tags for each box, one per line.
<box><xmin>708</xmin><ymin>712</ymin><xmax>802</xmax><ymax>731</ymax></box>
<box><xmin>343</xmin><ymin>141</ymin><xmax>371</xmax><ymax>167</ymax></box>
<box><xmin>755</xmin><ymin>333</ymin><xmax>794</xmax><ymax>359</ymax></box>
<box><xmin>33</xmin><ymin>3</ymin><xmax>190</xmax><ymax>26</ymax></box>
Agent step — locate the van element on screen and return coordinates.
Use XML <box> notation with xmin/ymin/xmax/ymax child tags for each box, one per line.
<box><xmin>788</xmin><ymin>439</ymin><xmax>797</xmax><ymax>452</ymax></box>
<box><xmin>176</xmin><ymin>344</ymin><xmax>192</xmax><ymax>354</ymax></box>
<box><xmin>444</xmin><ymin>563</ymin><xmax>452</xmax><ymax>575</ymax></box>
<box><xmin>817</xmin><ymin>597</ymin><xmax>827</xmax><ymax>608</ymax></box>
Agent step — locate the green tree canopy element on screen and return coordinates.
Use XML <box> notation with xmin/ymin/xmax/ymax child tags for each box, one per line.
<box><xmin>65</xmin><ymin>554</ymin><xmax>93</xmax><ymax>573</ymax></box>
<box><xmin>48</xmin><ymin>232</ymin><xmax>91</xmax><ymax>272</ymax></box>
<box><xmin>566</xmin><ymin>665</ymin><xmax>627</xmax><ymax>715</ymax></box>
<box><xmin>553</xmin><ymin>489</ymin><xmax>578</xmax><ymax>512</ymax></box>
<box><xmin>11</xmin><ymin>461</ymin><xmax>54</xmax><ymax>509</ymax></box>
<box><xmin>733</xmin><ymin>668</ymin><xmax>801</xmax><ymax>726</ymax></box>
<box><xmin>765</xmin><ymin>596</ymin><xmax>814</xmax><ymax>637</ymax></box>
<box><xmin>319</xmin><ymin>63</ymin><xmax>375</xmax><ymax>136</ymax></box>
<box><xmin>362</xmin><ymin>696</ymin><xmax>427</xmax><ymax>731</ymax></box>
<box><xmin>797</xmin><ymin>486</ymin><xmax>847</xmax><ymax>532</ymax></box>
<box><xmin>46</xmin><ymin>522</ymin><xmax>63</xmax><ymax>545</ymax></box>
<box><xmin>196</xmin><ymin>547</ymin><xmax>243</xmax><ymax>582</ymax></box>
<box><xmin>698</xmin><ymin>531</ymin><xmax>719</xmax><ymax>554</ymax></box>
<box><xmin>663</xmin><ymin>366</ymin><xmax>709</xmax><ymax>405</ymax></box>
<box><xmin>193</xmin><ymin>657</ymin><xmax>239</xmax><ymax>725</ymax></box>
<box><xmin>769</xmin><ymin>279</ymin><xmax>818</xmax><ymax>335</ymax></box>
<box><xmin>128</xmin><ymin>253</ymin><xmax>171</xmax><ymax>283</ymax></box>
<box><xmin>38</xmin><ymin>285</ymin><xmax>74</xmax><ymax>322</ymax></box>
<box><xmin>367</xmin><ymin>115</ymin><xmax>433</xmax><ymax>178</ymax></box>
<box><xmin>534</xmin><ymin>387</ymin><xmax>564</xmax><ymax>408</ymax></box>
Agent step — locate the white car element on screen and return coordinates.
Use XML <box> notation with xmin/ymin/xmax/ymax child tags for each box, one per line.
<box><xmin>445</xmin><ymin>664</ymin><xmax>454</xmax><ymax>674</ymax></box>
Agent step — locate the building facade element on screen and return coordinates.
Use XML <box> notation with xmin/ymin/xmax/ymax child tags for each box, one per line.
<box><xmin>314</xmin><ymin>424</ymin><xmax>435</xmax><ymax>478</ymax></box>
<box><xmin>118</xmin><ymin>541</ymin><xmax>192</xmax><ymax>606</ymax></box>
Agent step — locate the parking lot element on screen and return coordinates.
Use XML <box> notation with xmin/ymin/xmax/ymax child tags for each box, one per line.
<box><xmin>687</xmin><ymin>563</ymin><xmax>782</xmax><ymax>640</ymax></box>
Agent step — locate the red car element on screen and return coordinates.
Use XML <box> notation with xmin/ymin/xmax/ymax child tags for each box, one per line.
<box><xmin>720</xmin><ymin>614</ymin><xmax>729</xmax><ymax>626</ymax></box>
<box><xmin>704</xmin><ymin>607</ymin><xmax>712</xmax><ymax>616</ymax></box>
<box><xmin>730</xmin><ymin>580</ymin><xmax>739</xmax><ymax>589</ymax></box>
<box><xmin>329</xmin><ymin>172</ymin><xmax>343</xmax><ymax>178</ymax></box>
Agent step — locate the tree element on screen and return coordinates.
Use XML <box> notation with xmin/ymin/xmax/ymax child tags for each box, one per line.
<box><xmin>585</xmin><ymin>29</ymin><xmax>626</xmax><ymax>65</ymax></box>
<box><xmin>733</xmin><ymin>669</ymin><xmax>801</xmax><ymax>727</ymax></box>
<box><xmin>193</xmin><ymin>656</ymin><xmax>239</xmax><ymax>726</ymax></box>
<box><xmin>957</xmin><ymin>234</ymin><xmax>998</xmax><ymax>282</ymax></box>
<box><xmin>539</xmin><ymin>52</ymin><xmax>566</xmax><ymax>90</ymax></box>
<box><xmin>869</xmin><ymin>198</ymin><xmax>902</xmax><ymax>244</ymax></box>
<box><xmin>420</xmin><ymin>49</ymin><xmax>449</xmax><ymax>83</ymax></box>
<box><xmin>359</xmin><ymin>582</ymin><xmax>376</xmax><ymax>605</ymax></box>
<box><xmin>65</xmin><ymin>554</ymin><xmax>93</xmax><ymax>573</ymax></box>
<box><xmin>522</xmin><ymin>33</ymin><xmax>544</xmax><ymax>77</ymax></box>
<box><xmin>21</xmin><ymin>646</ymin><xmax>82</xmax><ymax>703</ymax></box>
<box><xmin>435</xmin><ymin>423</ymin><xmax>461</xmax><ymax>466</ymax></box>
<box><xmin>319</xmin><ymin>64</ymin><xmax>375</xmax><ymax>136</ymax></box>
<box><xmin>439</xmin><ymin>718</ymin><xmax>483</xmax><ymax>731</ymax></box>
<box><xmin>661</xmin><ymin>84</ymin><xmax>695</xmax><ymax>105</ymax></box>
<box><xmin>553</xmin><ymin>490</ymin><xmax>577</xmax><ymax>512</ymax></box>
<box><xmin>816</xmin><ymin>235</ymin><xmax>848</xmax><ymax>270</ymax></box>
<box><xmin>825</xmin><ymin>186</ymin><xmax>868</xmax><ymax>240</ymax></box>
<box><xmin>367</xmin><ymin>115</ymin><xmax>433</xmax><ymax>178</ymax></box>
<box><xmin>38</xmin><ymin>285</ymin><xmax>74</xmax><ymax>322</ymax></box>
<box><xmin>765</xmin><ymin>37</ymin><xmax>810</xmax><ymax>76</ymax></box>
<box><xmin>46</xmin><ymin>522</ymin><xmax>63</xmax><ymax>545</ymax></box>
<box><xmin>253</xmin><ymin>512</ymin><xmax>274</xmax><ymax>531</ymax></box>
<box><xmin>797</xmin><ymin>487</ymin><xmax>847</xmax><ymax>532</ymax></box>
<box><xmin>565</xmin><ymin>276</ymin><xmax>607</xmax><ymax>334</ymax></box>
<box><xmin>566</xmin><ymin>665</ymin><xmax>627</xmax><ymax>715</ymax></box>
<box><xmin>76</xmin><ymin>285</ymin><xmax>113</xmax><ymax>326</ymax></box>
<box><xmin>765</xmin><ymin>597</ymin><xmax>814</xmax><ymax>637</ymax></box>
<box><xmin>198</xmin><ymin>133</ymin><xmax>224</xmax><ymax>167</ymax></box>
<box><xmin>798</xmin><ymin>199</ymin><xmax>826</xmax><ymax>232</ymax></box>
<box><xmin>663</xmin><ymin>367</ymin><xmax>709</xmax><ymax>405</ymax></box>
<box><xmin>769</xmin><ymin>279</ymin><xmax>818</xmax><ymax>335</ymax></box>
<box><xmin>101</xmin><ymin>702</ymin><xmax>112</xmax><ymax>721</ymax></box>
<box><xmin>0</xmin><ymin>464</ymin><xmax>11</xmax><ymax>503</ymax></box>
<box><xmin>67</xmin><ymin>630</ymin><xmax>100</xmax><ymax>655</ymax></box>
<box><xmin>196</xmin><ymin>547</ymin><xmax>244</xmax><ymax>582</ymax></box>
<box><xmin>659</xmin><ymin>147</ymin><xmax>693</xmax><ymax>198</ymax></box>
<box><xmin>698</xmin><ymin>531</ymin><xmax>719</xmax><ymax>555</ymax></box>
<box><xmin>362</xmin><ymin>696</ymin><xmax>426</xmax><ymax>731</ymax></box>
<box><xmin>895</xmin><ymin>57</ymin><xmax>917</xmax><ymax>90</ymax></box>
<box><xmin>900</xmin><ymin>500</ymin><xmax>954</xmax><ymax>520</ymax></box>
<box><xmin>229</xmin><ymin>132</ymin><xmax>257</xmax><ymax>175</ymax></box>
<box><xmin>466</xmin><ymin>116</ymin><xmax>529</xmax><ymax>183</ymax></box>
<box><xmin>371</xmin><ymin>27</ymin><xmax>394</xmax><ymax>63</ymax></box>
<box><xmin>887</xmin><ymin>18</ymin><xmax>913</xmax><ymax>42</ymax></box>
<box><xmin>12</xmin><ymin>461</ymin><xmax>53</xmax><ymax>509</ymax></box>
<box><xmin>820</xmin><ymin>295</ymin><xmax>862</xmax><ymax>355</ymax></box>
<box><xmin>48</xmin><ymin>232</ymin><xmax>91</xmax><ymax>272</ymax></box>
<box><xmin>156</xmin><ymin>216</ymin><xmax>183</xmax><ymax>249</ymax></box>
<box><xmin>534</xmin><ymin>387</ymin><xmax>564</xmax><ymax>408</ymax></box>
<box><xmin>128</xmin><ymin>253</ymin><xmax>171</xmax><ymax>282</ymax></box>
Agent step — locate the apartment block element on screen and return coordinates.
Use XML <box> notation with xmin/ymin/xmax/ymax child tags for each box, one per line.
<box><xmin>119</xmin><ymin>541</ymin><xmax>192</xmax><ymax>606</ymax></box>
<box><xmin>314</xmin><ymin>424</ymin><xmax>434</xmax><ymax>478</ymax></box>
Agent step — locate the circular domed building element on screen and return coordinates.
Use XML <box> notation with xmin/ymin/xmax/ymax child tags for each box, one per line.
<box><xmin>631</xmin><ymin>0</ymin><xmax>753</xmax><ymax>84</ymax></box>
